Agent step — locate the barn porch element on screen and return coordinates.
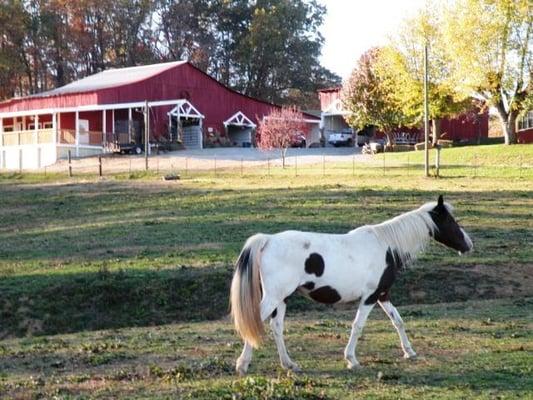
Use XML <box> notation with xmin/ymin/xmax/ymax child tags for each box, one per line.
<box><xmin>0</xmin><ymin>99</ymin><xmax>199</xmax><ymax>169</ymax></box>
<box><xmin>224</xmin><ymin>111</ymin><xmax>256</xmax><ymax>147</ymax></box>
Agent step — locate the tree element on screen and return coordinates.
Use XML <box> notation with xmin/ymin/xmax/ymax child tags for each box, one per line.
<box><xmin>232</xmin><ymin>0</ymin><xmax>339</xmax><ymax>104</ymax></box>
<box><xmin>257</xmin><ymin>106</ymin><xmax>305</xmax><ymax>168</ymax></box>
<box><xmin>0</xmin><ymin>0</ymin><xmax>339</xmax><ymax>107</ymax></box>
<box><xmin>383</xmin><ymin>7</ymin><xmax>472</xmax><ymax>145</ymax></box>
<box><xmin>341</xmin><ymin>48</ymin><xmax>408</xmax><ymax>145</ymax></box>
<box><xmin>443</xmin><ymin>0</ymin><xmax>532</xmax><ymax>144</ymax></box>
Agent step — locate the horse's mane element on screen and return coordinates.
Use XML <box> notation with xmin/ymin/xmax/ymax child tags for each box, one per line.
<box><xmin>367</xmin><ymin>201</ymin><xmax>452</xmax><ymax>264</ymax></box>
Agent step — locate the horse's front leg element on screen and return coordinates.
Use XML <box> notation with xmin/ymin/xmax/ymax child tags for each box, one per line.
<box><xmin>344</xmin><ymin>302</ymin><xmax>374</xmax><ymax>370</ymax></box>
<box><xmin>378</xmin><ymin>300</ymin><xmax>417</xmax><ymax>359</ymax></box>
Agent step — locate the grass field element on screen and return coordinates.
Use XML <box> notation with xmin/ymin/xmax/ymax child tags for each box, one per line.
<box><xmin>0</xmin><ymin>144</ymin><xmax>531</xmax><ymax>399</ymax></box>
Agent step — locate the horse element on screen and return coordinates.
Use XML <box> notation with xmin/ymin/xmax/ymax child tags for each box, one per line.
<box><xmin>230</xmin><ymin>195</ymin><xmax>473</xmax><ymax>375</ymax></box>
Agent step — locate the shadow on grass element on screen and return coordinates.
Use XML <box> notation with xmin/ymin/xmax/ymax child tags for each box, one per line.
<box><xmin>0</xmin><ymin>263</ymin><xmax>530</xmax><ymax>339</ymax></box>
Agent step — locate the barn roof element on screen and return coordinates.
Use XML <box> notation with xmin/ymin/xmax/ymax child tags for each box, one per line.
<box><xmin>28</xmin><ymin>61</ymin><xmax>187</xmax><ymax>98</ymax></box>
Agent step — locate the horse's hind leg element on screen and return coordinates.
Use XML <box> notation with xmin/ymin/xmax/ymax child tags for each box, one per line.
<box><xmin>236</xmin><ymin>341</ymin><xmax>254</xmax><ymax>376</ymax></box>
<box><xmin>235</xmin><ymin>296</ymin><xmax>279</xmax><ymax>375</ymax></box>
<box><xmin>344</xmin><ymin>302</ymin><xmax>374</xmax><ymax>370</ymax></box>
<box><xmin>378</xmin><ymin>300</ymin><xmax>417</xmax><ymax>359</ymax></box>
<box><xmin>270</xmin><ymin>301</ymin><xmax>301</xmax><ymax>372</ymax></box>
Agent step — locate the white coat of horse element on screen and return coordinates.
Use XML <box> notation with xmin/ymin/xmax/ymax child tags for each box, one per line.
<box><xmin>230</xmin><ymin>195</ymin><xmax>473</xmax><ymax>375</ymax></box>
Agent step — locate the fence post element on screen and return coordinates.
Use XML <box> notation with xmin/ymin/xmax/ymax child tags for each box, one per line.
<box><xmin>68</xmin><ymin>150</ymin><xmax>72</xmax><ymax>177</ymax></box>
<box><xmin>435</xmin><ymin>146</ymin><xmax>441</xmax><ymax>178</ymax></box>
<box><xmin>98</xmin><ymin>155</ymin><xmax>102</xmax><ymax>177</ymax></box>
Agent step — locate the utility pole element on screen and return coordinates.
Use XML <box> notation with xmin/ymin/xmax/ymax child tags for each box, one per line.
<box><xmin>144</xmin><ymin>100</ymin><xmax>149</xmax><ymax>171</ymax></box>
<box><xmin>424</xmin><ymin>42</ymin><xmax>430</xmax><ymax>177</ymax></box>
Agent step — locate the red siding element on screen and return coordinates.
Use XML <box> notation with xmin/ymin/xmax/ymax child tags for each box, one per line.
<box><xmin>518</xmin><ymin>128</ymin><xmax>533</xmax><ymax>143</ymax></box>
<box><xmin>318</xmin><ymin>88</ymin><xmax>342</xmax><ymax>111</ymax></box>
<box><xmin>59</xmin><ymin>113</ymin><xmax>75</xmax><ymax>130</ymax></box>
<box><xmin>0</xmin><ymin>92</ymin><xmax>99</xmax><ymax>113</ymax></box>
<box><xmin>440</xmin><ymin>112</ymin><xmax>489</xmax><ymax>141</ymax></box>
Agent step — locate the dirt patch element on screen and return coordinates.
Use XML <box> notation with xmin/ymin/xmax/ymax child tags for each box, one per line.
<box><xmin>404</xmin><ymin>264</ymin><xmax>533</xmax><ymax>303</ymax></box>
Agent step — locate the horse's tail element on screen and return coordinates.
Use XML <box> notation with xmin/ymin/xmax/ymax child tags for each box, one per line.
<box><xmin>230</xmin><ymin>233</ymin><xmax>269</xmax><ymax>348</ymax></box>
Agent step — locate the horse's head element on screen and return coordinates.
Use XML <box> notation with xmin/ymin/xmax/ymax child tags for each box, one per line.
<box><xmin>428</xmin><ymin>195</ymin><xmax>473</xmax><ymax>254</ymax></box>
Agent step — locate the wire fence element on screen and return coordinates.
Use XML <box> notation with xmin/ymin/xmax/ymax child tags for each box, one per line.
<box><xmin>33</xmin><ymin>149</ymin><xmax>532</xmax><ymax>180</ymax></box>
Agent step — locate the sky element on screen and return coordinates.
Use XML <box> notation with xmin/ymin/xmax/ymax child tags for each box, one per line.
<box><xmin>319</xmin><ymin>0</ymin><xmax>427</xmax><ymax>80</ymax></box>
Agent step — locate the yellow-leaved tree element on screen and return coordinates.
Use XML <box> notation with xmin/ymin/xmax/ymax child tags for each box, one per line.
<box><xmin>443</xmin><ymin>0</ymin><xmax>532</xmax><ymax>144</ymax></box>
<box><xmin>380</xmin><ymin>6</ymin><xmax>473</xmax><ymax>145</ymax></box>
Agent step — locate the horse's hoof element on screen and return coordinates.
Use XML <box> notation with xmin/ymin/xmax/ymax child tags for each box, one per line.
<box><xmin>404</xmin><ymin>352</ymin><xmax>417</xmax><ymax>360</ymax></box>
<box><xmin>236</xmin><ymin>366</ymin><xmax>248</xmax><ymax>376</ymax></box>
<box><xmin>347</xmin><ymin>361</ymin><xmax>362</xmax><ymax>370</ymax></box>
<box><xmin>289</xmin><ymin>365</ymin><xmax>302</xmax><ymax>373</ymax></box>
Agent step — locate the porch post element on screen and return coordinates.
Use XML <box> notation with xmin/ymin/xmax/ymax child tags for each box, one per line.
<box><xmin>52</xmin><ymin>113</ymin><xmax>57</xmax><ymax>143</ymax></box>
<box><xmin>34</xmin><ymin>114</ymin><xmax>39</xmax><ymax>144</ymax></box>
<box><xmin>75</xmin><ymin>110</ymin><xmax>80</xmax><ymax>157</ymax></box>
<box><xmin>128</xmin><ymin>108</ymin><xmax>132</xmax><ymax>143</ymax></box>
<box><xmin>199</xmin><ymin>118</ymin><xmax>203</xmax><ymax>149</ymax></box>
<box><xmin>168</xmin><ymin>113</ymin><xmax>172</xmax><ymax>140</ymax></box>
<box><xmin>0</xmin><ymin>117</ymin><xmax>3</xmax><ymax>147</ymax></box>
<box><xmin>57</xmin><ymin>112</ymin><xmax>61</xmax><ymax>143</ymax></box>
<box><xmin>112</xmin><ymin>109</ymin><xmax>115</xmax><ymax>135</ymax></box>
<box><xmin>102</xmin><ymin>109</ymin><xmax>107</xmax><ymax>147</ymax></box>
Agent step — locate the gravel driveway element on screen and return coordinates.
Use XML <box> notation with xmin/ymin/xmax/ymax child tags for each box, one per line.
<box><xmin>45</xmin><ymin>146</ymin><xmax>371</xmax><ymax>174</ymax></box>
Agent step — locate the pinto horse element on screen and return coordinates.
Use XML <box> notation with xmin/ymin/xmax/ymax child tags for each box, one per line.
<box><xmin>230</xmin><ymin>195</ymin><xmax>473</xmax><ymax>375</ymax></box>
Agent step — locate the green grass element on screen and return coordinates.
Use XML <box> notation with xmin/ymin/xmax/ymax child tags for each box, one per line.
<box><xmin>0</xmin><ymin>298</ymin><xmax>531</xmax><ymax>399</ymax></box>
<box><xmin>0</xmin><ymin>143</ymin><xmax>532</xmax><ymax>398</ymax></box>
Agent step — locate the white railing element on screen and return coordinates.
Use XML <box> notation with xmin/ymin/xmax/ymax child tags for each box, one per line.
<box><xmin>1</xmin><ymin>129</ymin><xmax>107</xmax><ymax>147</ymax></box>
<box><xmin>1</xmin><ymin>129</ymin><xmax>55</xmax><ymax>147</ymax></box>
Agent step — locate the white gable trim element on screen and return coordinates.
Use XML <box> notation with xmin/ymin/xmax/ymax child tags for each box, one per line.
<box><xmin>168</xmin><ymin>100</ymin><xmax>205</xmax><ymax>120</ymax></box>
<box><xmin>223</xmin><ymin>111</ymin><xmax>256</xmax><ymax>128</ymax></box>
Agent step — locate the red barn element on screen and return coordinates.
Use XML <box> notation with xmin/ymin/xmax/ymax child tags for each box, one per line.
<box><xmin>318</xmin><ymin>87</ymin><xmax>489</xmax><ymax>145</ymax></box>
<box><xmin>0</xmin><ymin>61</ymin><xmax>319</xmax><ymax>169</ymax></box>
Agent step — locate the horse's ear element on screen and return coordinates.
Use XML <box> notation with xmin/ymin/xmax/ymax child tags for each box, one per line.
<box><xmin>438</xmin><ymin>195</ymin><xmax>444</xmax><ymax>206</ymax></box>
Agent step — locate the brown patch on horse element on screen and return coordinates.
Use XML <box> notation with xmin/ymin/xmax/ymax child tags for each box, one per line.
<box><xmin>309</xmin><ymin>286</ymin><xmax>341</xmax><ymax>304</ymax></box>
<box><xmin>365</xmin><ymin>248</ymin><xmax>403</xmax><ymax>305</ymax></box>
<box><xmin>305</xmin><ymin>253</ymin><xmax>325</xmax><ymax>277</ymax></box>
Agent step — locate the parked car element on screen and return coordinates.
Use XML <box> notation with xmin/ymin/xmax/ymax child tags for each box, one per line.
<box><xmin>328</xmin><ymin>129</ymin><xmax>354</xmax><ymax>147</ymax></box>
<box><xmin>290</xmin><ymin>133</ymin><xmax>307</xmax><ymax>148</ymax></box>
